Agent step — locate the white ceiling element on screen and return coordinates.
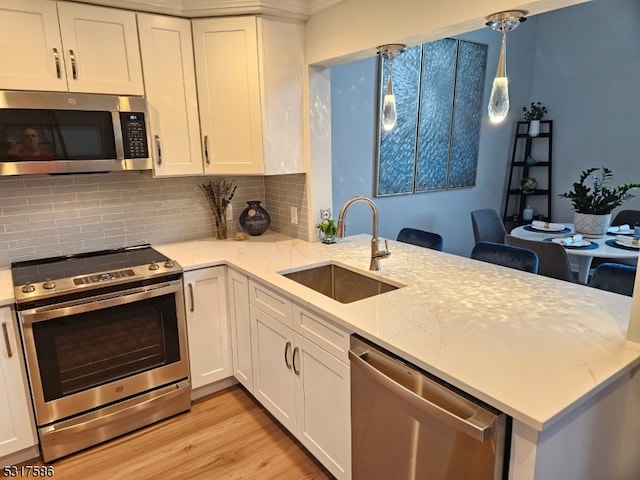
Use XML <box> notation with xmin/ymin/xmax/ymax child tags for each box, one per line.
<box><xmin>73</xmin><ymin>0</ymin><xmax>345</xmax><ymax>19</ymax></box>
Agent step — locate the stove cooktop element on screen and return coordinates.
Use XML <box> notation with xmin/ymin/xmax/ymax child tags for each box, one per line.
<box><xmin>11</xmin><ymin>244</ymin><xmax>181</xmax><ymax>305</ymax></box>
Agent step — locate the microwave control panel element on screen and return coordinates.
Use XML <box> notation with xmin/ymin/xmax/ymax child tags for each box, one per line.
<box><xmin>120</xmin><ymin>112</ymin><xmax>149</xmax><ymax>159</ymax></box>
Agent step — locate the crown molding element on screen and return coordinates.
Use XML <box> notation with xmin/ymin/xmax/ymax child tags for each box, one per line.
<box><xmin>71</xmin><ymin>0</ymin><xmax>343</xmax><ymax>19</ymax></box>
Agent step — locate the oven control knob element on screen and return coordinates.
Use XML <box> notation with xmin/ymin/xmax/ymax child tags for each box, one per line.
<box><xmin>149</xmin><ymin>262</ymin><xmax>160</xmax><ymax>271</ymax></box>
<box><xmin>164</xmin><ymin>260</ymin><xmax>175</xmax><ymax>269</ymax></box>
<box><xmin>43</xmin><ymin>278</ymin><xmax>56</xmax><ymax>290</ymax></box>
<box><xmin>22</xmin><ymin>282</ymin><xmax>35</xmax><ymax>294</ymax></box>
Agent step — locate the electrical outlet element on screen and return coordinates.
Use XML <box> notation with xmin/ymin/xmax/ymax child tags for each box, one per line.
<box><xmin>290</xmin><ymin>206</ymin><xmax>298</xmax><ymax>224</ymax></box>
<box><xmin>226</xmin><ymin>203</ymin><xmax>233</xmax><ymax>220</ymax></box>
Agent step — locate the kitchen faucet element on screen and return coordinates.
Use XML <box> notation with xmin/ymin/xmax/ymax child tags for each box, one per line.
<box><xmin>336</xmin><ymin>196</ymin><xmax>390</xmax><ymax>271</ymax></box>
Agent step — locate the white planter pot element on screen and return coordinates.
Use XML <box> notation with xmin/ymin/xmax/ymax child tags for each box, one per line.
<box><xmin>573</xmin><ymin>212</ymin><xmax>611</xmax><ymax>238</ymax></box>
<box><xmin>528</xmin><ymin>120</ymin><xmax>540</xmax><ymax>137</ymax></box>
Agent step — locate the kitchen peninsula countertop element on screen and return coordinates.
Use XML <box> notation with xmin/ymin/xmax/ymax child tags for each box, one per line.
<box><xmin>2</xmin><ymin>234</ymin><xmax>638</xmax><ymax>433</ymax></box>
<box><xmin>153</xmin><ymin>233</ymin><xmax>640</xmax><ymax>433</ymax></box>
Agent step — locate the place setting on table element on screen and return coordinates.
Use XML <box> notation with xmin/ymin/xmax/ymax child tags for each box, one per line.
<box><xmin>510</xmin><ymin>220</ymin><xmax>640</xmax><ymax>283</ymax></box>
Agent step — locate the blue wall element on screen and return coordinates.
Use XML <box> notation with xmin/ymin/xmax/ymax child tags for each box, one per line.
<box><xmin>331</xmin><ymin>0</ymin><xmax>639</xmax><ymax>256</ymax></box>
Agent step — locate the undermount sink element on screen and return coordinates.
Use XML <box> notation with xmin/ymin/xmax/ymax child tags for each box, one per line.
<box><xmin>280</xmin><ymin>262</ymin><xmax>404</xmax><ymax>304</ymax></box>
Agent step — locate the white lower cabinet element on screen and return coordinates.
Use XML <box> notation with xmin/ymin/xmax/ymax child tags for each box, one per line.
<box><xmin>249</xmin><ymin>280</ymin><xmax>351</xmax><ymax>480</ymax></box>
<box><xmin>183</xmin><ymin>267</ymin><xmax>232</xmax><ymax>390</ymax></box>
<box><xmin>0</xmin><ymin>306</ymin><xmax>37</xmax><ymax>458</ymax></box>
<box><xmin>227</xmin><ymin>268</ymin><xmax>253</xmax><ymax>392</ymax></box>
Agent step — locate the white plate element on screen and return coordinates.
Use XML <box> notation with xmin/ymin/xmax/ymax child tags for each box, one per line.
<box><xmin>615</xmin><ymin>239</ymin><xmax>640</xmax><ymax>249</ymax></box>
<box><xmin>530</xmin><ymin>223</ymin><xmax>566</xmax><ymax>232</ymax></box>
<box><xmin>551</xmin><ymin>238</ymin><xmax>590</xmax><ymax>247</ymax></box>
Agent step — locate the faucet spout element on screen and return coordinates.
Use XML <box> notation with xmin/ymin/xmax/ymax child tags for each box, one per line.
<box><xmin>336</xmin><ymin>196</ymin><xmax>390</xmax><ymax>271</ymax></box>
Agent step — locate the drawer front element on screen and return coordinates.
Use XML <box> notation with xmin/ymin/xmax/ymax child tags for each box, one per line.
<box><xmin>293</xmin><ymin>305</ymin><xmax>350</xmax><ymax>363</ymax></box>
<box><xmin>248</xmin><ymin>279</ymin><xmax>293</xmax><ymax>328</ymax></box>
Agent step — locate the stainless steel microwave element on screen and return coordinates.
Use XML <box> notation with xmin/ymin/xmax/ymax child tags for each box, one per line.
<box><xmin>0</xmin><ymin>91</ymin><xmax>151</xmax><ymax>175</ymax></box>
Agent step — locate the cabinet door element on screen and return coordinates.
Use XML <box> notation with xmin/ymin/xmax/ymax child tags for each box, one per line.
<box><xmin>0</xmin><ymin>307</ymin><xmax>37</xmax><ymax>457</ymax></box>
<box><xmin>250</xmin><ymin>305</ymin><xmax>296</xmax><ymax>432</ymax></box>
<box><xmin>294</xmin><ymin>332</ymin><xmax>351</xmax><ymax>480</ymax></box>
<box><xmin>57</xmin><ymin>2</ymin><xmax>144</xmax><ymax>95</ymax></box>
<box><xmin>227</xmin><ymin>269</ymin><xmax>253</xmax><ymax>392</ymax></box>
<box><xmin>137</xmin><ymin>13</ymin><xmax>203</xmax><ymax>177</ymax></box>
<box><xmin>184</xmin><ymin>267</ymin><xmax>232</xmax><ymax>390</ymax></box>
<box><xmin>192</xmin><ymin>16</ymin><xmax>264</xmax><ymax>175</ymax></box>
<box><xmin>0</xmin><ymin>0</ymin><xmax>67</xmax><ymax>91</ymax></box>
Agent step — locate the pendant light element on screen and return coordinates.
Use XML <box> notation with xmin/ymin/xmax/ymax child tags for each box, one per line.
<box><xmin>377</xmin><ymin>44</ymin><xmax>406</xmax><ymax>132</ymax></box>
<box><xmin>485</xmin><ymin>10</ymin><xmax>526</xmax><ymax>124</ymax></box>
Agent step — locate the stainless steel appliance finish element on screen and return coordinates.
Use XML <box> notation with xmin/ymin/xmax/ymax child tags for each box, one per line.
<box><xmin>0</xmin><ymin>90</ymin><xmax>151</xmax><ymax>175</ymax></box>
<box><xmin>11</xmin><ymin>245</ymin><xmax>190</xmax><ymax>462</ymax></box>
<box><xmin>349</xmin><ymin>335</ymin><xmax>509</xmax><ymax>480</ymax></box>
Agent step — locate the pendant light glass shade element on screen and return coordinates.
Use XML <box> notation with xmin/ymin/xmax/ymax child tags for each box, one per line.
<box><xmin>485</xmin><ymin>11</ymin><xmax>526</xmax><ymax>124</ymax></box>
<box><xmin>377</xmin><ymin>44</ymin><xmax>405</xmax><ymax>132</ymax></box>
<box><xmin>488</xmin><ymin>32</ymin><xmax>509</xmax><ymax>123</ymax></box>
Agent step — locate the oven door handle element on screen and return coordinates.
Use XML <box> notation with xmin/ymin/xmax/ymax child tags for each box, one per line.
<box><xmin>19</xmin><ymin>281</ymin><xmax>182</xmax><ymax>325</ymax></box>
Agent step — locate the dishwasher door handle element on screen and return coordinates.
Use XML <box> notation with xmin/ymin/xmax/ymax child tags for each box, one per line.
<box><xmin>349</xmin><ymin>349</ymin><xmax>496</xmax><ymax>442</ymax></box>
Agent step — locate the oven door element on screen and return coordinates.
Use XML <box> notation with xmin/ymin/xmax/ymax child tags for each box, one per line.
<box><xmin>18</xmin><ymin>279</ymin><xmax>189</xmax><ymax>427</ymax></box>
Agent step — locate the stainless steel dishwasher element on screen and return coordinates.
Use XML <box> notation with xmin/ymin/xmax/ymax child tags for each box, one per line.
<box><xmin>349</xmin><ymin>335</ymin><xmax>509</xmax><ymax>480</ymax></box>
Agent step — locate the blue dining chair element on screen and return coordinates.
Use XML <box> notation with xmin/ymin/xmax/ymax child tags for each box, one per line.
<box><xmin>505</xmin><ymin>234</ymin><xmax>576</xmax><ymax>282</ymax></box>
<box><xmin>397</xmin><ymin>227</ymin><xmax>444</xmax><ymax>251</ymax></box>
<box><xmin>588</xmin><ymin>263</ymin><xmax>636</xmax><ymax>296</ymax></box>
<box><xmin>471</xmin><ymin>241</ymin><xmax>539</xmax><ymax>274</ymax></box>
<box><xmin>470</xmin><ymin>209</ymin><xmax>507</xmax><ymax>245</ymax></box>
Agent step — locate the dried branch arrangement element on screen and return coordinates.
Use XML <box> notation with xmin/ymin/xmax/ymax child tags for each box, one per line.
<box><xmin>199</xmin><ymin>178</ymin><xmax>237</xmax><ymax>239</ymax></box>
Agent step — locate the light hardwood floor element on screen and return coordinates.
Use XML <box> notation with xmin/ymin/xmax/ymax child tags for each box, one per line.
<box><xmin>25</xmin><ymin>386</ymin><xmax>334</xmax><ymax>480</ymax></box>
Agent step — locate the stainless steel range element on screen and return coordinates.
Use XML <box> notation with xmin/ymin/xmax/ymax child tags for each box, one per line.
<box><xmin>11</xmin><ymin>244</ymin><xmax>190</xmax><ymax>462</ymax></box>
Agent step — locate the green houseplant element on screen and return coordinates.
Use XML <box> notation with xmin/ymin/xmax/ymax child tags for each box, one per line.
<box><xmin>315</xmin><ymin>208</ymin><xmax>337</xmax><ymax>244</ymax></box>
<box><xmin>559</xmin><ymin>167</ymin><xmax>640</xmax><ymax>236</ymax></box>
<box><xmin>522</xmin><ymin>102</ymin><xmax>547</xmax><ymax>137</ymax></box>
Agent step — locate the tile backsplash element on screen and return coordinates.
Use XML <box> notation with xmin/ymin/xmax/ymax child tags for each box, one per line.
<box><xmin>0</xmin><ymin>171</ymin><xmax>308</xmax><ymax>266</ymax></box>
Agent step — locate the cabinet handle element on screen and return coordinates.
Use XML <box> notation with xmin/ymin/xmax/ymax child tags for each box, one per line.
<box><xmin>53</xmin><ymin>48</ymin><xmax>61</xmax><ymax>79</ymax></box>
<box><xmin>292</xmin><ymin>347</ymin><xmax>300</xmax><ymax>375</ymax></box>
<box><xmin>69</xmin><ymin>49</ymin><xmax>77</xmax><ymax>80</ymax></box>
<box><xmin>2</xmin><ymin>322</ymin><xmax>12</xmax><ymax>358</ymax></box>
<box><xmin>188</xmin><ymin>283</ymin><xmax>194</xmax><ymax>312</ymax></box>
<box><xmin>284</xmin><ymin>341</ymin><xmax>292</xmax><ymax>369</ymax></box>
<box><xmin>203</xmin><ymin>135</ymin><xmax>210</xmax><ymax>166</ymax></box>
<box><xmin>155</xmin><ymin>135</ymin><xmax>162</xmax><ymax>165</ymax></box>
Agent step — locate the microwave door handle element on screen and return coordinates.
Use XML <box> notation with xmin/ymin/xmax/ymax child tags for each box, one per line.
<box><xmin>155</xmin><ymin>135</ymin><xmax>162</xmax><ymax>165</ymax></box>
<box><xmin>69</xmin><ymin>49</ymin><xmax>77</xmax><ymax>80</ymax></box>
<box><xmin>204</xmin><ymin>135</ymin><xmax>210</xmax><ymax>166</ymax></box>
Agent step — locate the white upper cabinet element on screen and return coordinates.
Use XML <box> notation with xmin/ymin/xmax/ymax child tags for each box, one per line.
<box><xmin>137</xmin><ymin>13</ymin><xmax>203</xmax><ymax>176</ymax></box>
<box><xmin>0</xmin><ymin>0</ymin><xmax>144</xmax><ymax>95</ymax></box>
<box><xmin>192</xmin><ymin>16</ymin><xmax>304</xmax><ymax>175</ymax></box>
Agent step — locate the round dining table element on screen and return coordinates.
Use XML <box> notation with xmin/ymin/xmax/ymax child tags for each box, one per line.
<box><xmin>510</xmin><ymin>224</ymin><xmax>639</xmax><ymax>283</ymax></box>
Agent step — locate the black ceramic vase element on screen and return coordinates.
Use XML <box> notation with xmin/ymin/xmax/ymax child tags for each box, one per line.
<box><xmin>239</xmin><ymin>200</ymin><xmax>271</xmax><ymax>236</ymax></box>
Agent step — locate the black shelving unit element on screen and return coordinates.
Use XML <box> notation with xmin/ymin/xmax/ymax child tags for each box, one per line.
<box><xmin>503</xmin><ymin>120</ymin><xmax>553</xmax><ymax>230</ymax></box>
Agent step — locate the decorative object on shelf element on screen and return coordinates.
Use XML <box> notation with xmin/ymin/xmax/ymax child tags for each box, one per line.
<box><xmin>485</xmin><ymin>10</ymin><xmax>527</xmax><ymax>123</ymax></box>
<box><xmin>239</xmin><ymin>200</ymin><xmax>271</xmax><ymax>236</ymax></box>
<box><xmin>522</xmin><ymin>102</ymin><xmax>547</xmax><ymax>137</ymax></box>
<box><xmin>522</xmin><ymin>205</ymin><xmax>534</xmax><ymax>221</ymax></box>
<box><xmin>520</xmin><ymin>177</ymin><xmax>538</xmax><ymax>193</ymax></box>
<box><xmin>200</xmin><ymin>178</ymin><xmax>236</xmax><ymax>240</ymax></box>
<box><xmin>525</xmin><ymin>154</ymin><xmax>539</xmax><ymax>166</ymax></box>
<box><xmin>315</xmin><ymin>208</ymin><xmax>337</xmax><ymax>244</ymax></box>
<box><xmin>559</xmin><ymin>167</ymin><xmax>640</xmax><ymax>237</ymax></box>
<box><xmin>376</xmin><ymin>44</ymin><xmax>406</xmax><ymax>132</ymax></box>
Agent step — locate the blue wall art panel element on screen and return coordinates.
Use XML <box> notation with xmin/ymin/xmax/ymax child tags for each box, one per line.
<box><xmin>448</xmin><ymin>40</ymin><xmax>488</xmax><ymax>189</ymax></box>
<box><xmin>374</xmin><ymin>39</ymin><xmax>487</xmax><ymax>196</ymax></box>
<box><xmin>375</xmin><ymin>45</ymin><xmax>422</xmax><ymax>196</ymax></box>
<box><xmin>415</xmin><ymin>38</ymin><xmax>457</xmax><ymax>192</ymax></box>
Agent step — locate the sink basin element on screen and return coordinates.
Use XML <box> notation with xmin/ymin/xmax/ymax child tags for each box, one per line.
<box><xmin>280</xmin><ymin>262</ymin><xmax>403</xmax><ymax>304</ymax></box>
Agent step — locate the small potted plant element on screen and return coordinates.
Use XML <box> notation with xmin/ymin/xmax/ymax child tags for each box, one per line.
<box><xmin>559</xmin><ymin>167</ymin><xmax>640</xmax><ymax>237</ymax></box>
<box><xmin>315</xmin><ymin>208</ymin><xmax>337</xmax><ymax>244</ymax></box>
<box><xmin>522</xmin><ymin>102</ymin><xmax>547</xmax><ymax>137</ymax></box>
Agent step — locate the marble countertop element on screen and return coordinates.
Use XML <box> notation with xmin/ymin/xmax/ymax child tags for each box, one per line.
<box><xmin>153</xmin><ymin>233</ymin><xmax>640</xmax><ymax>432</ymax></box>
<box><xmin>2</xmin><ymin>233</ymin><xmax>639</xmax><ymax>432</ymax></box>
